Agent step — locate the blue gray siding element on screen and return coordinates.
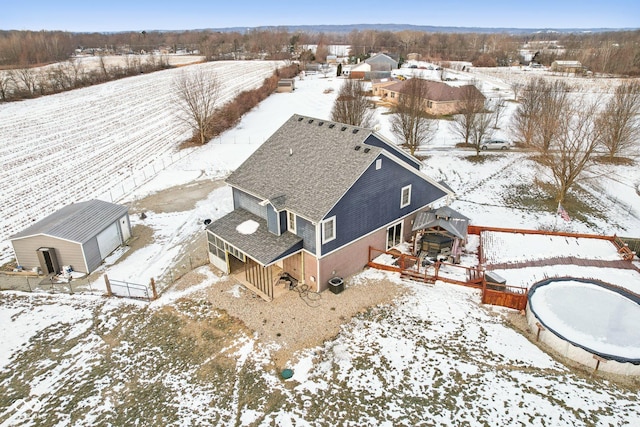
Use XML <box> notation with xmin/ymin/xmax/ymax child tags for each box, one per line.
<box><xmin>321</xmin><ymin>155</ymin><xmax>447</xmax><ymax>255</ymax></box>
<box><xmin>233</xmin><ymin>188</ymin><xmax>267</xmax><ymax>220</ymax></box>
<box><xmin>83</xmin><ymin>237</ymin><xmax>102</xmax><ymax>272</ymax></box>
<box><xmin>363</xmin><ymin>135</ymin><xmax>421</xmax><ymax>170</ymax></box>
<box><xmin>280</xmin><ymin>211</ymin><xmax>288</xmax><ymax>233</ymax></box>
<box><xmin>296</xmin><ymin>216</ymin><xmax>316</xmax><ymax>254</ymax></box>
<box><xmin>267</xmin><ymin>204</ymin><xmax>279</xmax><ymax>235</ymax></box>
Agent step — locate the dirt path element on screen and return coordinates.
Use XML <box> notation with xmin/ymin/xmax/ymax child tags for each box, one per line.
<box><xmin>129</xmin><ymin>177</ymin><xmax>225</xmax><ymax>214</ymax></box>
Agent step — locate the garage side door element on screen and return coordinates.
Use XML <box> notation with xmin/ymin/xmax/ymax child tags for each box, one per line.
<box><xmin>97</xmin><ymin>222</ymin><xmax>121</xmax><ymax>259</ymax></box>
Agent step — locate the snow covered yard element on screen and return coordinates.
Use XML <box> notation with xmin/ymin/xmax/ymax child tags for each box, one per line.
<box><xmin>1</xmin><ymin>62</ymin><xmax>640</xmax><ymax>425</ymax></box>
<box><xmin>481</xmin><ymin>231</ymin><xmax>623</xmax><ymax>264</ymax></box>
<box><xmin>1</xmin><ymin>268</ymin><xmax>639</xmax><ymax>426</ymax></box>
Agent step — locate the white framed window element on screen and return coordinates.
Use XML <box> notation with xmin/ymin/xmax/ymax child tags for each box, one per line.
<box><xmin>322</xmin><ymin>216</ymin><xmax>336</xmax><ymax>244</ymax></box>
<box><xmin>401</xmin><ymin>185</ymin><xmax>412</xmax><ymax>208</ymax></box>
<box><xmin>288</xmin><ymin>211</ymin><xmax>296</xmax><ymax>233</ymax></box>
<box><xmin>376</xmin><ymin>158</ymin><xmax>382</xmax><ymax>170</ymax></box>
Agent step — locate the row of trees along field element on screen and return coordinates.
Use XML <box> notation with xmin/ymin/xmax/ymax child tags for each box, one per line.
<box><xmin>2</xmin><ymin>29</ymin><xmax>640</xmax><ymax>75</ymax></box>
<box><xmin>331</xmin><ymin>77</ymin><xmax>640</xmax><ymax>207</ymax></box>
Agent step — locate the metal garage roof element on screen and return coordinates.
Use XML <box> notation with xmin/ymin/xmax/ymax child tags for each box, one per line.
<box><xmin>10</xmin><ymin>199</ymin><xmax>128</xmax><ymax>244</ymax></box>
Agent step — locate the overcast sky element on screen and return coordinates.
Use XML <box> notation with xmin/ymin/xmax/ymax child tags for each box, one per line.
<box><xmin>2</xmin><ymin>0</ymin><xmax>638</xmax><ymax>32</ymax></box>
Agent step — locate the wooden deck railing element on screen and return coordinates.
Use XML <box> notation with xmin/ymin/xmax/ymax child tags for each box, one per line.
<box><xmin>613</xmin><ymin>235</ymin><xmax>636</xmax><ymax>261</ymax></box>
<box><xmin>481</xmin><ymin>280</ymin><xmax>528</xmax><ymax>311</ymax></box>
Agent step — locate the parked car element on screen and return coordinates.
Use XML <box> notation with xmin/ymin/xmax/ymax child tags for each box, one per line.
<box><xmin>481</xmin><ymin>139</ymin><xmax>511</xmax><ymax>150</ymax></box>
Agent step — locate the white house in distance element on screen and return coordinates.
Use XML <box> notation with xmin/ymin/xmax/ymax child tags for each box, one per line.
<box><xmin>9</xmin><ymin>199</ymin><xmax>131</xmax><ymax>275</ymax></box>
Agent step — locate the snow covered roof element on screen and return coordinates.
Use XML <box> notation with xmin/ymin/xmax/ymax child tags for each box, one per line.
<box><xmin>206</xmin><ymin>208</ymin><xmax>303</xmax><ymax>266</ymax></box>
<box><xmin>10</xmin><ymin>199</ymin><xmax>128</xmax><ymax>244</ymax></box>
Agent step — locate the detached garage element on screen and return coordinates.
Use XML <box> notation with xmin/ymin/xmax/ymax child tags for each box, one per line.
<box><xmin>9</xmin><ymin>200</ymin><xmax>131</xmax><ymax>275</ymax></box>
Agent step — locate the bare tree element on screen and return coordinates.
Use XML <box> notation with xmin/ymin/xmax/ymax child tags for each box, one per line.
<box><xmin>173</xmin><ymin>69</ymin><xmax>221</xmax><ymax>145</ymax></box>
<box><xmin>511</xmin><ymin>80</ymin><xmax>542</xmax><ymax>146</ymax></box>
<box><xmin>450</xmin><ymin>83</ymin><xmax>485</xmax><ymax>146</ymax></box>
<box><xmin>470</xmin><ymin>101</ymin><xmax>495</xmax><ymax>155</ymax></box>
<box><xmin>97</xmin><ymin>54</ymin><xmax>110</xmax><ymax>81</ymax></box>
<box><xmin>331</xmin><ymin>79</ymin><xmax>375</xmax><ymax>128</ymax></box>
<box><xmin>596</xmin><ymin>80</ymin><xmax>640</xmax><ymax>161</ymax></box>
<box><xmin>390</xmin><ymin>78</ymin><xmax>437</xmax><ymax>156</ymax></box>
<box><xmin>532</xmin><ymin>80</ymin><xmax>572</xmax><ymax>154</ymax></box>
<box><xmin>0</xmin><ymin>72</ymin><xmax>13</xmax><ymax>101</ymax></box>
<box><xmin>12</xmin><ymin>67</ymin><xmax>38</xmax><ymax>95</ymax></box>
<box><xmin>491</xmin><ymin>97</ymin><xmax>507</xmax><ymax>129</ymax></box>
<box><xmin>510</xmin><ymin>81</ymin><xmax>523</xmax><ymax>101</ymax></box>
<box><xmin>537</xmin><ymin>97</ymin><xmax>602</xmax><ymax>205</ymax></box>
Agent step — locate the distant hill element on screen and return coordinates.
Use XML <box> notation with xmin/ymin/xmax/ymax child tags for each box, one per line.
<box><xmin>202</xmin><ymin>23</ymin><xmax>635</xmax><ymax>35</ymax></box>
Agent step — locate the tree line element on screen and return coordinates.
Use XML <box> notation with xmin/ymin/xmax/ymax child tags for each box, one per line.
<box><xmin>2</xmin><ymin>28</ymin><xmax>640</xmax><ymax>74</ymax></box>
<box><xmin>0</xmin><ymin>54</ymin><xmax>172</xmax><ymax>101</ymax></box>
<box><xmin>331</xmin><ymin>76</ymin><xmax>640</xmax><ymax>209</ymax></box>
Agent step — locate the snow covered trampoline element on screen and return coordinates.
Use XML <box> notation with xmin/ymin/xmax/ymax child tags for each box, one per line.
<box><xmin>527</xmin><ymin>277</ymin><xmax>640</xmax><ymax>375</ymax></box>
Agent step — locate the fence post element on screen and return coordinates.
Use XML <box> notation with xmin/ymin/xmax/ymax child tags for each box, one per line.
<box><xmin>150</xmin><ymin>278</ymin><xmax>158</xmax><ymax>300</ymax></box>
<box><xmin>535</xmin><ymin>322</ymin><xmax>545</xmax><ymax>342</ymax></box>
<box><xmin>104</xmin><ymin>275</ymin><xmax>113</xmax><ymax>297</ymax></box>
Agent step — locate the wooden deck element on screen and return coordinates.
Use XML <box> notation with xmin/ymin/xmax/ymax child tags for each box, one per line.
<box><xmin>367</xmin><ymin>222</ymin><xmax>639</xmax><ymax>311</ymax></box>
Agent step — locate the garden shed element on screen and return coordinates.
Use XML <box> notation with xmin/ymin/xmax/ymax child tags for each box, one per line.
<box><xmin>9</xmin><ymin>199</ymin><xmax>131</xmax><ymax>275</ymax></box>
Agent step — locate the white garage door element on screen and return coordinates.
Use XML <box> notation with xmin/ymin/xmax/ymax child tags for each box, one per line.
<box><xmin>97</xmin><ymin>222</ymin><xmax>121</xmax><ymax>259</ymax></box>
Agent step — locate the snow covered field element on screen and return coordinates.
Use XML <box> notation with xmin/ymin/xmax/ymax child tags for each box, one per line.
<box><xmin>1</xmin><ymin>62</ymin><xmax>640</xmax><ymax>425</ymax></box>
<box><xmin>0</xmin><ymin>60</ymin><xmax>281</xmax><ymax>264</ymax></box>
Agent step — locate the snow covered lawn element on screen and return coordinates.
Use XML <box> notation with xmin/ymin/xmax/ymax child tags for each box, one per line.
<box><xmin>482</xmin><ymin>231</ymin><xmax>622</xmax><ymax>264</ymax></box>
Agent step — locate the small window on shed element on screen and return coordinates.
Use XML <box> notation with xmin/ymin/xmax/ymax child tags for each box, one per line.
<box><xmin>376</xmin><ymin>158</ymin><xmax>382</xmax><ymax>170</ymax></box>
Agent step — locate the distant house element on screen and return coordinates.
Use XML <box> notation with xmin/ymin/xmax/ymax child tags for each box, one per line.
<box><xmin>371</xmin><ymin>78</ymin><xmax>400</xmax><ymax>97</ymax></box>
<box><xmin>10</xmin><ymin>200</ymin><xmax>131</xmax><ymax>275</ymax></box>
<box><xmin>276</xmin><ymin>78</ymin><xmax>295</xmax><ymax>93</ymax></box>
<box><xmin>366</xmin><ymin>53</ymin><xmax>398</xmax><ymax>72</ymax></box>
<box><xmin>349</xmin><ymin>53</ymin><xmax>399</xmax><ymax>80</ymax></box>
<box><xmin>374</xmin><ymin>79</ymin><xmax>485</xmax><ymax>115</ymax></box>
<box><xmin>205</xmin><ymin>114</ymin><xmax>453</xmax><ymax>300</ymax></box>
<box><xmin>550</xmin><ymin>60</ymin><xmax>583</xmax><ymax>73</ymax></box>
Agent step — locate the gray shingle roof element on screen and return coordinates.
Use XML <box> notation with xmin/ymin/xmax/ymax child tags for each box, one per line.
<box><xmin>226</xmin><ymin>114</ymin><xmax>382</xmax><ymax>222</ymax></box>
<box><xmin>382</xmin><ymin>80</ymin><xmax>485</xmax><ymax>103</ymax></box>
<box><xmin>10</xmin><ymin>199</ymin><xmax>128</xmax><ymax>243</ymax></box>
<box><xmin>207</xmin><ymin>209</ymin><xmax>303</xmax><ymax>266</ymax></box>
